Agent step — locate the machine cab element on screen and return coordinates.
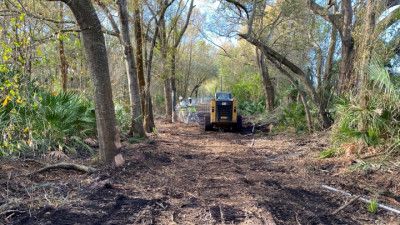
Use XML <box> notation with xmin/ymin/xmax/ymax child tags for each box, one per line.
<box><xmin>215</xmin><ymin>92</ymin><xmax>232</xmax><ymax>100</ymax></box>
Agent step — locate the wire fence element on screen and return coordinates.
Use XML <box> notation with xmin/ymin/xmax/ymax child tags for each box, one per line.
<box><xmin>174</xmin><ymin>97</ymin><xmax>211</xmax><ymax>125</ymax></box>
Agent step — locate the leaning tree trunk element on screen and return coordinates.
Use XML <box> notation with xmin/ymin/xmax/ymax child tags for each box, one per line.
<box><xmin>54</xmin><ymin>0</ymin><xmax>121</xmax><ymax>164</ymax></box>
<box><xmin>241</xmin><ymin>34</ymin><xmax>332</xmax><ymax>128</ymax></box>
<box><xmin>256</xmin><ymin>48</ymin><xmax>275</xmax><ymax>112</ymax></box>
<box><xmin>269</xmin><ymin>58</ymin><xmax>313</xmax><ymax>133</ymax></box>
<box><xmin>116</xmin><ymin>0</ymin><xmax>146</xmax><ymax>138</ymax></box>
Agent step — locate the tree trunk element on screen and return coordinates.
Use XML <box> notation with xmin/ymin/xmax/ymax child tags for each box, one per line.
<box><xmin>338</xmin><ymin>0</ymin><xmax>355</xmax><ymax>94</ymax></box>
<box><xmin>241</xmin><ymin>34</ymin><xmax>332</xmax><ymax>128</ymax></box>
<box><xmin>183</xmin><ymin>42</ymin><xmax>193</xmax><ymax>98</ymax></box>
<box><xmin>358</xmin><ymin>0</ymin><xmax>376</xmax><ymax>132</ymax></box>
<box><xmin>320</xmin><ymin>25</ymin><xmax>338</xmax><ymax>112</ymax></box>
<box><xmin>160</xmin><ymin>19</ymin><xmax>173</xmax><ymax>122</ymax></box>
<box><xmin>168</xmin><ymin>0</ymin><xmax>194</xmax><ymax>121</ymax></box>
<box><xmin>116</xmin><ymin>0</ymin><xmax>146</xmax><ymax>138</ymax></box>
<box><xmin>163</xmin><ymin>78</ymin><xmax>173</xmax><ymax>121</ymax></box>
<box><xmin>170</xmin><ymin>51</ymin><xmax>177</xmax><ymax>114</ymax></box>
<box><xmin>256</xmin><ymin>48</ymin><xmax>275</xmax><ymax>112</ymax></box>
<box><xmin>269</xmin><ymin>58</ymin><xmax>313</xmax><ymax>133</ymax></box>
<box><xmin>59</xmin><ymin>3</ymin><xmax>68</xmax><ymax>91</ymax></box>
<box><xmin>56</xmin><ymin>0</ymin><xmax>121</xmax><ymax>164</ymax></box>
<box><xmin>133</xmin><ymin>4</ymin><xmax>146</xmax><ymax>114</ymax></box>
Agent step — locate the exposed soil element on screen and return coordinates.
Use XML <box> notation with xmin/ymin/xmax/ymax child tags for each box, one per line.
<box><xmin>1</xmin><ymin>120</ymin><xmax>400</xmax><ymax>224</ymax></box>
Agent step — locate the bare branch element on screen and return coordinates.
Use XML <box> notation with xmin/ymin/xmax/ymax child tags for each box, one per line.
<box><xmin>224</xmin><ymin>0</ymin><xmax>249</xmax><ymax>19</ymax></box>
<box><xmin>306</xmin><ymin>0</ymin><xmax>342</xmax><ymax>33</ymax></box>
<box><xmin>94</xmin><ymin>0</ymin><xmax>120</xmax><ymax>37</ymax></box>
<box><xmin>0</xmin><ymin>9</ymin><xmax>76</xmax><ymax>24</ymax></box>
<box><xmin>375</xmin><ymin>6</ymin><xmax>400</xmax><ymax>36</ymax></box>
<box><xmin>174</xmin><ymin>0</ymin><xmax>195</xmax><ymax>48</ymax></box>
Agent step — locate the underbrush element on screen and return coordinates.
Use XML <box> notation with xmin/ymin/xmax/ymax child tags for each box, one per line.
<box><xmin>238</xmin><ymin>98</ymin><xmax>266</xmax><ymax>116</ymax></box>
<box><xmin>326</xmin><ymin>60</ymin><xmax>400</xmax><ymax>158</ymax></box>
<box><xmin>0</xmin><ymin>70</ymin><xmax>96</xmax><ymax>158</ymax></box>
<box><xmin>279</xmin><ymin>102</ymin><xmax>307</xmax><ymax>134</ymax></box>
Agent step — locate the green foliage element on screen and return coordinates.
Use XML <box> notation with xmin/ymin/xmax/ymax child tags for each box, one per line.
<box><xmin>115</xmin><ymin>104</ymin><xmax>131</xmax><ymax>135</ymax></box>
<box><xmin>279</xmin><ymin>102</ymin><xmax>307</xmax><ymax>133</ymax></box>
<box><xmin>129</xmin><ymin>135</ymin><xmax>145</xmax><ymax>144</ymax></box>
<box><xmin>230</xmin><ymin>73</ymin><xmax>263</xmax><ymax>102</ymax></box>
<box><xmin>318</xmin><ymin>148</ymin><xmax>337</xmax><ymax>159</ymax></box>
<box><xmin>238</xmin><ymin>98</ymin><xmax>266</xmax><ymax>115</ymax></box>
<box><xmin>367</xmin><ymin>199</ymin><xmax>378</xmax><ymax>214</ymax></box>
<box><xmin>0</xmin><ymin>70</ymin><xmax>96</xmax><ymax>158</ymax></box>
<box><xmin>332</xmin><ymin>59</ymin><xmax>400</xmax><ymax>155</ymax></box>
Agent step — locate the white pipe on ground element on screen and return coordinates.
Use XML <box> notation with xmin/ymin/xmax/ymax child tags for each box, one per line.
<box><xmin>322</xmin><ymin>185</ymin><xmax>400</xmax><ymax>214</ymax></box>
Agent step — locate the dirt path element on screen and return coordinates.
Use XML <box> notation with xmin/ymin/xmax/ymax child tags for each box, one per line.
<box><xmin>2</xmin><ymin>121</ymin><xmax>400</xmax><ymax>224</ymax></box>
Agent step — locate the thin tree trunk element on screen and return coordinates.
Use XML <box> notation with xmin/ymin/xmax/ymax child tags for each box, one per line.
<box><xmin>269</xmin><ymin>58</ymin><xmax>313</xmax><ymax>133</ymax></box>
<box><xmin>183</xmin><ymin>42</ymin><xmax>193</xmax><ymax>98</ymax></box>
<box><xmin>163</xmin><ymin>78</ymin><xmax>173</xmax><ymax>121</ymax></box>
<box><xmin>170</xmin><ymin>51</ymin><xmax>177</xmax><ymax>112</ymax></box>
<box><xmin>321</xmin><ymin>25</ymin><xmax>338</xmax><ymax>112</ymax></box>
<box><xmin>133</xmin><ymin>4</ymin><xmax>146</xmax><ymax>114</ymax></box>
<box><xmin>338</xmin><ymin>0</ymin><xmax>355</xmax><ymax>94</ymax></box>
<box><xmin>160</xmin><ymin>19</ymin><xmax>173</xmax><ymax>122</ymax></box>
<box><xmin>142</xmin><ymin>0</ymin><xmax>173</xmax><ymax>131</ymax></box>
<box><xmin>59</xmin><ymin>35</ymin><xmax>68</xmax><ymax>91</ymax></box>
<box><xmin>256</xmin><ymin>48</ymin><xmax>275</xmax><ymax>112</ymax></box>
<box><xmin>116</xmin><ymin>0</ymin><xmax>146</xmax><ymax>138</ymax></box>
<box><xmin>59</xmin><ymin>3</ymin><xmax>68</xmax><ymax>91</ymax></box>
<box><xmin>55</xmin><ymin>0</ymin><xmax>121</xmax><ymax>164</ymax></box>
<box><xmin>167</xmin><ymin>0</ymin><xmax>194</xmax><ymax>121</ymax></box>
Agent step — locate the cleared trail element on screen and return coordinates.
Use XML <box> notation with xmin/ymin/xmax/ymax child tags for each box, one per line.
<box><xmin>4</xmin><ymin>121</ymin><xmax>400</xmax><ymax>224</ymax></box>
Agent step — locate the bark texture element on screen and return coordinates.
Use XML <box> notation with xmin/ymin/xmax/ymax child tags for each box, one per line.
<box><xmin>241</xmin><ymin>34</ymin><xmax>332</xmax><ymax>128</ymax></box>
<box><xmin>57</xmin><ymin>0</ymin><xmax>121</xmax><ymax>164</ymax></box>
<box><xmin>59</xmin><ymin>3</ymin><xmax>68</xmax><ymax>91</ymax></box>
<box><xmin>116</xmin><ymin>0</ymin><xmax>146</xmax><ymax>137</ymax></box>
<box><xmin>256</xmin><ymin>49</ymin><xmax>275</xmax><ymax>112</ymax></box>
<box><xmin>134</xmin><ymin>4</ymin><xmax>146</xmax><ymax>115</ymax></box>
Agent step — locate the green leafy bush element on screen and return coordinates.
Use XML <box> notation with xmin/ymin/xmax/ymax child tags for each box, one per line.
<box><xmin>238</xmin><ymin>98</ymin><xmax>266</xmax><ymax>115</ymax></box>
<box><xmin>331</xmin><ymin>59</ymin><xmax>400</xmax><ymax>155</ymax></box>
<box><xmin>0</xmin><ymin>70</ymin><xmax>96</xmax><ymax>157</ymax></box>
<box><xmin>279</xmin><ymin>102</ymin><xmax>307</xmax><ymax>133</ymax></box>
<box><xmin>115</xmin><ymin>104</ymin><xmax>131</xmax><ymax>135</ymax></box>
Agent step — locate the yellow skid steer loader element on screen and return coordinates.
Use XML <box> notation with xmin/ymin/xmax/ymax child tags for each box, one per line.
<box><xmin>204</xmin><ymin>92</ymin><xmax>242</xmax><ymax>131</ymax></box>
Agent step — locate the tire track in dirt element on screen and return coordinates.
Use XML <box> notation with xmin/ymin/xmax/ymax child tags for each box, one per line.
<box><xmin>6</xmin><ymin>121</ymin><xmax>400</xmax><ymax>224</ymax></box>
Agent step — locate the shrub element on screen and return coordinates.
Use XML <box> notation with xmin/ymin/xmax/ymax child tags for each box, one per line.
<box><xmin>279</xmin><ymin>102</ymin><xmax>307</xmax><ymax>133</ymax></box>
<box><xmin>238</xmin><ymin>98</ymin><xmax>266</xmax><ymax>115</ymax></box>
<box><xmin>0</xmin><ymin>70</ymin><xmax>96</xmax><ymax>157</ymax></box>
<box><xmin>331</xmin><ymin>59</ymin><xmax>400</xmax><ymax>155</ymax></box>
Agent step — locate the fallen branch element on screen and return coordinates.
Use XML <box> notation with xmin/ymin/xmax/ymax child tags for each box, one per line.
<box><xmin>322</xmin><ymin>185</ymin><xmax>400</xmax><ymax>214</ymax></box>
<box><xmin>360</xmin><ymin>152</ymin><xmax>385</xmax><ymax>160</ymax></box>
<box><xmin>0</xmin><ymin>209</ymin><xmax>25</xmax><ymax>216</ymax></box>
<box><xmin>332</xmin><ymin>195</ymin><xmax>360</xmax><ymax>215</ymax></box>
<box><xmin>26</xmin><ymin>163</ymin><xmax>97</xmax><ymax>176</ymax></box>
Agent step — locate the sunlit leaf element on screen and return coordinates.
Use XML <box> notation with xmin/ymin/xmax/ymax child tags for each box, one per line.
<box><xmin>2</xmin><ymin>96</ymin><xmax>9</xmax><ymax>106</ymax></box>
